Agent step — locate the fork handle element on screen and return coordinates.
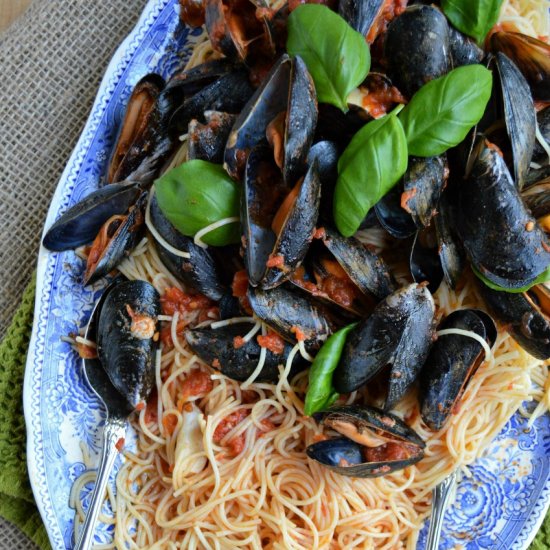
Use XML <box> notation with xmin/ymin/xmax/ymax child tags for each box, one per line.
<box><xmin>425</xmin><ymin>470</ymin><xmax>458</xmax><ymax>550</ymax></box>
<box><xmin>74</xmin><ymin>417</ymin><xmax>126</xmax><ymax>550</ymax></box>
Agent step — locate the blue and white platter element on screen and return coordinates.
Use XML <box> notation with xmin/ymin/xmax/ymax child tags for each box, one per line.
<box><xmin>23</xmin><ymin>1</ymin><xmax>550</xmax><ymax>548</ymax></box>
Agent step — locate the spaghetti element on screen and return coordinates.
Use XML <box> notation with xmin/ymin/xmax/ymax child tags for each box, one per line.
<box><xmin>70</xmin><ymin>1</ymin><xmax>550</xmax><ymax>548</ymax></box>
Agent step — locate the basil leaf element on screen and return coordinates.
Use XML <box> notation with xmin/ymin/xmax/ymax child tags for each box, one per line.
<box><xmin>287</xmin><ymin>4</ymin><xmax>370</xmax><ymax>112</ymax></box>
<box><xmin>473</xmin><ymin>265</ymin><xmax>550</xmax><ymax>293</ymax></box>
<box><xmin>398</xmin><ymin>64</ymin><xmax>492</xmax><ymax>157</ymax></box>
<box><xmin>304</xmin><ymin>322</ymin><xmax>358</xmax><ymax>416</ymax></box>
<box><xmin>155</xmin><ymin>160</ymin><xmax>241</xmax><ymax>246</ymax></box>
<box><xmin>334</xmin><ymin>111</ymin><xmax>408</xmax><ymax>237</ymax></box>
<box><xmin>442</xmin><ymin>0</ymin><xmax>504</xmax><ymax>44</ymax></box>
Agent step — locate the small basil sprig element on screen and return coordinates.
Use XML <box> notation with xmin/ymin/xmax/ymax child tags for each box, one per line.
<box><xmin>334</xmin><ymin>107</ymin><xmax>408</xmax><ymax>237</ymax></box>
<box><xmin>442</xmin><ymin>0</ymin><xmax>504</xmax><ymax>44</ymax></box>
<box><xmin>155</xmin><ymin>160</ymin><xmax>241</xmax><ymax>246</ymax></box>
<box><xmin>398</xmin><ymin>64</ymin><xmax>492</xmax><ymax>157</ymax></box>
<box><xmin>304</xmin><ymin>322</ymin><xmax>358</xmax><ymax>416</ymax></box>
<box><xmin>287</xmin><ymin>4</ymin><xmax>370</xmax><ymax>112</ymax></box>
<box><xmin>473</xmin><ymin>265</ymin><xmax>550</xmax><ymax>293</ymax></box>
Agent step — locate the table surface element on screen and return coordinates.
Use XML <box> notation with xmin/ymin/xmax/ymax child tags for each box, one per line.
<box><xmin>0</xmin><ymin>0</ymin><xmax>31</xmax><ymax>31</ymax></box>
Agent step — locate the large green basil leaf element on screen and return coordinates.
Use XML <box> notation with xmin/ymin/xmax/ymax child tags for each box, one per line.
<box><xmin>334</xmin><ymin>112</ymin><xmax>408</xmax><ymax>237</ymax></box>
<box><xmin>287</xmin><ymin>4</ymin><xmax>370</xmax><ymax>112</ymax></box>
<box><xmin>473</xmin><ymin>265</ymin><xmax>550</xmax><ymax>293</ymax></box>
<box><xmin>398</xmin><ymin>64</ymin><xmax>492</xmax><ymax>157</ymax></box>
<box><xmin>154</xmin><ymin>160</ymin><xmax>241</xmax><ymax>246</ymax></box>
<box><xmin>304</xmin><ymin>322</ymin><xmax>358</xmax><ymax>416</ymax></box>
<box><xmin>442</xmin><ymin>0</ymin><xmax>505</xmax><ymax>44</ymax></box>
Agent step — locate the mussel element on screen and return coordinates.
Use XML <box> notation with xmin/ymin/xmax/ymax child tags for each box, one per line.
<box><xmin>224</xmin><ymin>54</ymin><xmax>317</xmax><ymax>182</ymax></box>
<box><xmin>374</xmin><ymin>182</ymin><xmax>417</xmax><ymax>239</ymax></box>
<box><xmin>410</xmin><ymin>229</ymin><xmax>444</xmax><ymax>294</ymax></box>
<box><xmin>333</xmin><ymin>283</ymin><xmax>435</xmax><ymax>408</ymax></box>
<box><xmin>489</xmin><ymin>31</ymin><xmax>550</xmax><ymax>101</ymax></box>
<box><xmin>187</xmin><ymin>111</ymin><xmax>237</xmax><ymax>163</ymax></box>
<box><xmin>107</xmin><ymin>74</ymin><xmax>165</xmax><ymax>184</ymax></box>
<box><xmin>42</xmin><ymin>182</ymin><xmax>143</xmax><ymax>251</ymax></box>
<box><xmin>306</xmin><ymin>405</ymin><xmax>425</xmax><ymax>478</ymax></box>
<box><xmin>478</xmin><ymin>282</ymin><xmax>550</xmax><ymax>360</ymax></box>
<box><xmin>148</xmin><ymin>195</ymin><xmax>226</xmax><ymax>301</ymax></box>
<box><xmin>338</xmin><ymin>0</ymin><xmax>385</xmax><ymax>39</ymax></box>
<box><xmin>248</xmin><ymin>285</ymin><xmax>333</xmax><ymax>351</ymax></box>
<box><xmin>456</xmin><ymin>139</ymin><xmax>550</xmax><ymax>290</ymax></box>
<box><xmin>419</xmin><ymin>309</ymin><xmax>497</xmax><ymax>431</ymax></box>
<box><xmin>448</xmin><ymin>25</ymin><xmax>484</xmax><ymax>68</ymax></box>
<box><xmin>84</xmin><ymin>192</ymin><xmax>148</xmax><ymax>285</ymax></box>
<box><xmin>185</xmin><ymin>321</ymin><xmax>305</xmax><ymax>382</ymax></box>
<box><xmin>532</xmin><ymin>106</ymin><xmax>550</xmax><ymax>164</ymax></box>
<box><xmin>96</xmin><ymin>280</ymin><xmax>160</xmax><ymax>411</ymax></box>
<box><xmin>384</xmin><ymin>5</ymin><xmax>450</xmax><ymax>98</ymax></box>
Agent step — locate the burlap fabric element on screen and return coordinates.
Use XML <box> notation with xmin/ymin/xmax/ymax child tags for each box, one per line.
<box><xmin>0</xmin><ymin>1</ymin><xmax>146</xmax><ymax>546</ymax></box>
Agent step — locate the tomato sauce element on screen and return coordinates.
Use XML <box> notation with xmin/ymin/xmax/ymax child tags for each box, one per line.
<box><xmin>144</xmin><ymin>390</ymin><xmax>158</xmax><ymax>424</ymax></box>
<box><xmin>161</xmin><ymin>287</ymin><xmax>213</xmax><ymax>316</ymax></box>
<box><xmin>213</xmin><ymin>409</ymin><xmax>250</xmax><ymax>456</ymax></box>
<box><xmin>162</xmin><ymin>413</ymin><xmax>178</xmax><ymax>436</ymax></box>
<box><xmin>363</xmin><ymin>442</ymin><xmax>411</xmax><ymax>462</ymax></box>
<box><xmin>232</xmin><ymin>270</ymin><xmax>249</xmax><ymax>298</ymax></box>
<box><xmin>317</xmin><ymin>259</ymin><xmax>361</xmax><ymax>308</ymax></box>
<box><xmin>362</xmin><ymin>76</ymin><xmax>407</xmax><ymax>118</ymax></box>
<box><xmin>181</xmin><ymin>370</ymin><xmax>213</xmax><ymax>400</ymax></box>
<box><xmin>257</xmin><ymin>331</ymin><xmax>286</xmax><ymax>354</ymax></box>
<box><xmin>366</xmin><ymin>0</ymin><xmax>408</xmax><ymax>44</ymax></box>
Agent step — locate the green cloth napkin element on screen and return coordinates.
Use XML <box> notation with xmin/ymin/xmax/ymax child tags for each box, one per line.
<box><xmin>0</xmin><ymin>278</ymin><xmax>548</xmax><ymax>549</ymax></box>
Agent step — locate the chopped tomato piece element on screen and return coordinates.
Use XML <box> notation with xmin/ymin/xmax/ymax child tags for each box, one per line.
<box><xmin>234</xmin><ymin>336</ymin><xmax>247</xmax><ymax>349</ymax></box>
<box><xmin>227</xmin><ymin>434</ymin><xmax>246</xmax><ymax>456</ymax></box>
<box><xmin>257</xmin><ymin>331</ymin><xmax>285</xmax><ymax>354</ymax></box>
<box><xmin>115</xmin><ymin>438</ymin><xmax>125</xmax><ymax>452</ymax></box>
<box><xmin>363</xmin><ymin>442</ymin><xmax>412</xmax><ymax>462</ymax></box>
<box><xmin>162</xmin><ymin>413</ymin><xmax>178</xmax><ymax>435</ymax></box>
<box><xmin>161</xmin><ymin>287</ymin><xmax>213</xmax><ymax>315</ymax></box>
<box><xmin>291</xmin><ymin>325</ymin><xmax>306</xmax><ymax>342</ymax></box>
<box><xmin>266</xmin><ymin>253</ymin><xmax>285</xmax><ymax>268</ymax></box>
<box><xmin>181</xmin><ymin>370</ymin><xmax>213</xmax><ymax>400</ymax></box>
<box><xmin>213</xmin><ymin>409</ymin><xmax>249</xmax><ymax>444</ymax></box>
<box><xmin>232</xmin><ymin>270</ymin><xmax>249</xmax><ymax>298</ymax></box>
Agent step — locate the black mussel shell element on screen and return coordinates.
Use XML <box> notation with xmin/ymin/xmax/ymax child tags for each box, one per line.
<box><xmin>262</xmin><ymin>160</ymin><xmax>322</xmax><ymax>289</ymax></box>
<box><xmin>532</xmin><ymin>106</ymin><xmax>550</xmax><ymax>164</ymax></box>
<box><xmin>166</xmin><ymin>58</ymin><xmax>236</xmax><ymax>96</ymax></box>
<box><xmin>478</xmin><ymin>282</ymin><xmax>550</xmax><ymax>360</ymax></box>
<box><xmin>522</xmin><ymin>180</ymin><xmax>550</xmax><ymax>220</ymax></box>
<box><xmin>374</xmin><ymin>183</ymin><xmax>417</xmax><ymax>239</ymax></box>
<box><xmin>308</xmin><ymin>141</ymin><xmax>339</xmax><ymax>222</ymax></box>
<box><xmin>456</xmin><ymin>140</ymin><xmax>550</xmax><ymax>289</ymax></box>
<box><xmin>248</xmin><ymin>285</ymin><xmax>333</xmax><ymax>351</ymax></box>
<box><xmin>333</xmin><ymin>283</ymin><xmax>435</xmax><ymax>408</ymax></box>
<box><xmin>385</xmin><ymin>5</ymin><xmax>450</xmax><ymax>98</ymax></box>
<box><xmin>187</xmin><ymin>111</ymin><xmax>237</xmax><ymax>163</ymax></box>
<box><xmin>169</xmin><ymin>69</ymin><xmax>254</xmax><ymax>138</ymax></box>
<box><xmin>402</xmin><ymin>155</ymin><xmax>448</xmax><ymax>229</ymax></box>
<box><xmin>42</xmin><ymin>182</ymin><xmax>142</xmax><ymax>251</ymax></box>
<box><xmin>448</xmin><ymin>25</ymin><xmax>484</xmax><ymax>67</ymax></box>
<box><xmin>185</xmin><ymin>322</ymin><xmax>305</xmax><ymax>382</ymax></box>
<box><xmin>107</xmin><ymin>74</ymin><xmax>165</xmax><ymax>184</ymax></box>
<box><xmin>225</xmin><ymin>55</ymin><xmax>291</xmax><ymax>180</ymax></box>
<box><xmin>307</xmin><ymin>405</ymin><xmax>425</xmax><ymax>478</ymax></box>
<box><xmin>315</xmin><ymin>103</ymin><xmax>368</xmax><ymax>150</ymax></box>
<box><xmin>149</xmin><ymin>195</ymin><xmax>226</xmax><ymax>301</ymax></box>
<box><xmin>96</xmin><ymin>280</ymin><xmax>160</xmax><ymax>410</ymax></box>
<box><xmin>321</xmin><ymin>226</ymin><xmax>396</xmax><ymax>300</ymax></box>
<box><xmin>84</xmin><ymin>192</ymin><xmax>148</xmax><ymax>285</ymax></box>
<box><xmin>494</xmin><ymin>52</ymin><xmax>536</xmax><ymax>190</ymax></box>
<box><xmin>489</xmin><ymin>31</ymin><xmax>550</xmax><ymax>101</ymax></box>
<box><xmin>419</xmin><ymin>309</ymin><xmax>496</xmax><ymax>431</ymax></box>
<box><xmin>338</xmin><ymin>0</ymin><xmax>384</xmax><ymax>39</ymax></box>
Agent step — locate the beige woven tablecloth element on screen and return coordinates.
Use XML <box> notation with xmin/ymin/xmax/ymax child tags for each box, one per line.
<box><xmin>0</xmin><ymin>1</ymin><xmax>147</xmax><ymax>546</ymax></box>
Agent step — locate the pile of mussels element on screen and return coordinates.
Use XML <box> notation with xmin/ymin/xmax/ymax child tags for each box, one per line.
<box><xmin>43</xmin><ymin>0</ymin><xmax>550</xmax><ymax>478</ymax></box>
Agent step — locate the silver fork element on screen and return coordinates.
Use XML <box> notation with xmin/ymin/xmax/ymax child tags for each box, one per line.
<box><xmin>424</xmin><ymin>470</ymin><xmax>458</xmax><ymax>550</ymax></box>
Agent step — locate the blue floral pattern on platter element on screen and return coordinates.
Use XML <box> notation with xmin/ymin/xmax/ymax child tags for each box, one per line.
<box><xmin>23</xmin><ymin>1</ymin><xmax>550</xmax><ymax>548</ymax></box>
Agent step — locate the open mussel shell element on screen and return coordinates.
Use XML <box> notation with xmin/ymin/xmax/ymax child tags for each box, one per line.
<box><xmin>448</xmin><ymin>25</ymin><xmax>483</xmax><ymax>68</ymax></box>
<box><xmin>149</xmin><ymin>195</ymin><xmax>226</xmax><ymax>301</ymax></box>
<box><xmin>262</xmin><ymin>160</ymin><xmax>322</xmax><ymax>289</ymax></box>
<box><xmin>187</xmin><ymin>111</ymin><xmax>237</xmax><ymax>163</ymax></box>
<box><xmin>478</xmin><ymin>282</ymin><xmax>550</xmax><ymax>360</ymax></box>
<box><xmin>410</xmin><ymin>229</ymin><xmax>444</xmax><ymax>294</ymax></box>
<box><xmin>338</xmin><ymin>0</ymin><xmax>384</xmax><ymax>39</ymax></box>
<box><xmin>522</xmin><ymin>180</ymin><xmax>550</xmax><ymax>220</ymax></box>
<box><xmin>532</xmin><ymin>106</ymin><xmax>550</xmax><ymax>164</ymax></box>
<box><xmin>402</xmin><ymin>155</ymin><xmax>448</xmax><ymax>229</ymax></box>
<box><xmin>374</xmin><ymin>183</ymin><xmax>417</xmax><ymax>239</ymax></box>
<box><xmin>84</xmin><ymin>192</ymin><xmax>148</xmax><ymax>285</ymax></box>
<box><xmin>96</xmin><ymin>280</ymin><xmax>160</xmax><ymax>410</ymax></box>
<box><xmin>42</xmin><ymin>182</ymin><xmax>142</xmax><ymax>251</ymax></box>
<box><xmin>306</xmin><ymin>405</ymin><xmax>425</xmax><ymax>478</ymax></box>
<box><xmin>107</xmin><ymin>74</ymin><xmax>165</xmax><ymax>184</ymax></box>
<box><xmin>384</xmin><ymin>5</ymin><xmax>450</xmax><ymax>98</ymax></box>
<box><xmin>308</xmin><ymin>141</ymin><xmax>339</xmax><ymax>222</ymax></box>
<box><xmin>494</xmin><ymin>52</ymin><xmax>536</xmax><ymax>190</ymax></box>
<box><xmin>165</xmin><ymin>58</ymin><xmax>237</xmax><ymax>96</ymax></box>
<box><xmin>489</xmin><ymin>31</ymin><xmax>550</xmax><ymax>101</ymax></box>
<box><xmin>320</xmin><ymin>226</ymin><xmax>396</xmax><ymax>301</ymax></box>
<box><xmin>419</xmin><ymin>309</ymin><xmax>496</xmax><ymax>431</ymax></box>
<box><xmin>456</xmin><ymin>140</ymin><xmax>550</xmax><ymax>289</ymax></box>
<box><xmin>333</xmin><ymin>283</ymin><xmax>435</xmax><ymax>408</ymax></box>
<box><xmin>185</xmin><ymin>321</ymin><xmax>305</xmax><ymax>383</ymax></box>
<box><xmin>248</xmin><ymin>285</ymin><xmax>333</xmax><ymax>351</ymax></box>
